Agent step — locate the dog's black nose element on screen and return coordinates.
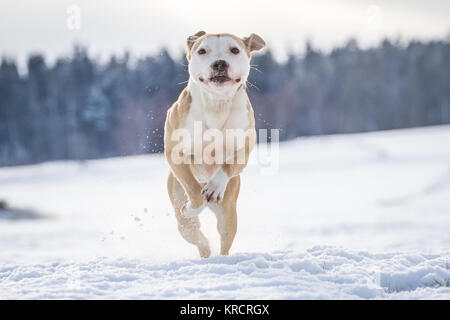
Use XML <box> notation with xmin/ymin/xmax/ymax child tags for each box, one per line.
<box><xmin>211</xmin><ymin>60</ymin><xmax>229</xmax><ymax>72</ymax></box>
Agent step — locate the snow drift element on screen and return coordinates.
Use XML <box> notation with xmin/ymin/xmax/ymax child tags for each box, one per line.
<box><xmin>1</xmin><ymin>125</ymin><xmax>449</xmax><ymax>299</ymax></box>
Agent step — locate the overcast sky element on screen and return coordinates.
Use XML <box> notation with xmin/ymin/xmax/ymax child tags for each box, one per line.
<box><xmin>1</xmin><ymin>0</ymin><xmax>449</xmax><ymax>67</ymax></box>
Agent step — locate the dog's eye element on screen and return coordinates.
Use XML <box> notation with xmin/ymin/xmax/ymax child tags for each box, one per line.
<box><xmin>198</xmin><ymin>48</ymin><xmax>206</xmax><ymax>55</ymax></box>
<box><xmin>230</xmin><ymin>47</ymin><xmax>240</xmax><ymax>55</ymax></box>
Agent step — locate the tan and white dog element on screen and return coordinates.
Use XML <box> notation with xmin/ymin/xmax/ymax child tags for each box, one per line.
<box><xmin>164</xmin><ymin>31</ymin><xmax>265</xmax><ymax>258</ymax></box>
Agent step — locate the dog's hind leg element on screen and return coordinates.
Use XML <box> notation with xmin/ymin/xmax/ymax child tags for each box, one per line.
<box><xmin>208</xmin><ymin>175</ymin><xmax>240</xmax><ymax>255</ymax></box>
<box><xmin>167</xmin><ymin>172</ymin><xmax>211</xmax><ymax>258</ymax></box>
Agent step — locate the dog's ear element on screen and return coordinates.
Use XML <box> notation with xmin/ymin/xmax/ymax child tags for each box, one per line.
<box><xmin>242</xmin><ymin>33</ymin><xmax>266</xmax><ymax>53</ymax></box>
<box><xmin>186</xmin><ymin>31</ymin><xmax>206</xmax><ymax>56</ymax></box>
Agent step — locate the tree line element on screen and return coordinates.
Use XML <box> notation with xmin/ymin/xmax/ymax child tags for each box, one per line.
<box><xmin>1</xmin><ymin>38</ymin><xmax>450</xmax><ymax>166</ymax></box>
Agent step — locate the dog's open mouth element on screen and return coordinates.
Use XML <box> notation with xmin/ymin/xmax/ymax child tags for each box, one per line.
<box><xmin>209</xmin><ymin>75</ymin><xmax>231</xmax><ymax>84</ymax></box>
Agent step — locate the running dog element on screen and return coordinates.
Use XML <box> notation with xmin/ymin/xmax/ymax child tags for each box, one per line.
<box><xmin>164</xmin><ymin>31</ymin><xmax>265</xmax><ymax>258</ymax></box>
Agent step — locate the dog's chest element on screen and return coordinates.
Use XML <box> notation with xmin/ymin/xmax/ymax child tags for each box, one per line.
<box><xmin>181</xmin><ymin>91</ymin><xmax>250</xmax><ymax>182</ymax></box>
<box><xmin>183</xmin><ymin>92</ymin><xmax>250</xmax><ymax>140</ymax></box>
<box><xmin>186</xmin><ymin>102</ymin><xmax>229</xmax><ymax>131</ymax></box>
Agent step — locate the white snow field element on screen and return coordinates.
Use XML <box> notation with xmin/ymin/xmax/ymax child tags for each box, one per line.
<box><xmin>0</xmin><ymin>125</ymin><xmax>449</xmax><ymax>299</ymax></box>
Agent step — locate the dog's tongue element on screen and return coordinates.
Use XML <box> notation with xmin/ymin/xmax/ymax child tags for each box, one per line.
<box><xmin>210</xmin><ymin>74</ymin><xmax>230</xmax><ymax>83</ymax></box>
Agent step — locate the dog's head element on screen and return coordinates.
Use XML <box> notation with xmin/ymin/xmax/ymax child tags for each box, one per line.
<box><xmin>186</xmin><ymin>31</ymin><xmax>265</xmax><ymax>96</ymax></box>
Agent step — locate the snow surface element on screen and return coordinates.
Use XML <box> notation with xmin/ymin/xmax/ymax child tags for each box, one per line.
<box><xmin>1</xmin><ymin>125</ymin><xmax>449</xmax><ymax>299</ymax></box>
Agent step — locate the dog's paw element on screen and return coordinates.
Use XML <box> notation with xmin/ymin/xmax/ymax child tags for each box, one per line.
<box><xmin>181</xmin><ymin>201</ymin><xmax>206</xmax><ymax>217</ymax></box>
<box><xmin>202</xmin><ymin>169</ymin><xmax>229</xmax><ymax>203</ymax></box>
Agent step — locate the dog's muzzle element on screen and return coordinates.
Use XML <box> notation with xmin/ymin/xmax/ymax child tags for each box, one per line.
<box><xmin>210</xmin><ymin>60</ymin><xmax>231</xmax><ymax>83</ymax></box>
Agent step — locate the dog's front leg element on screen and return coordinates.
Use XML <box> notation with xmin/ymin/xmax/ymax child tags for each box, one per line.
<box><xmin>202</xmin><ymin>167</ymin><xmax>230</xmax><ymax>203</ymax></box>
<box><xmin>166</xmin><ymin>158</ymin><xmax>206</xmax><ymax>216</ymax></box>
<box><xmin>222</xmin><ymin>134</ymin><xmax>254</xmax><ymax>180</ymax></box>
<box><xmin>202</xmin><ymin>137</ymin><xmax>253</xmax><ymax>203</ymax></box>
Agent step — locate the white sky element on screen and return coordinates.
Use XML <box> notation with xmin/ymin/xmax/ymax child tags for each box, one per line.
<box><xmin>1</xmin><ymin>0</ymin><xmax>449</xmax><ymax>67</ymax></box>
